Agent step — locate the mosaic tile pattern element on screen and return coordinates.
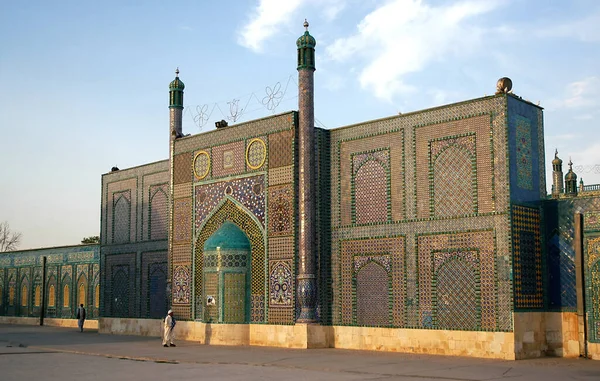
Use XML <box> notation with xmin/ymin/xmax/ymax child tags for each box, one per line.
<box><xmin>356</xmin><ymin>261</ymin><xmax>390</xmax><ymax>326</ymax></box>
<box><xmin>173</xmin><ymin>152</ymin><xmax>193</xmax><ymax>185</ymax></box>
<box><xmin>354</xmin><ymin>158</ymin><xmax>389</xmax><ymax>224</ymax></box>
<box><xmin>251</xmin><ymin>294</ymin><xmax>265</xmax><ymax>322</ymax></box>
<box><xmin>268</xmin><ymin>129</ymin><xmax>294</xmax><ymax>169</ymax></box>
<box><xmin>212</xmin><ymin>141</ymin><xmax>245</xmax><ymax>178</ymax></box>
<box><xmin>587</xmin><ymin>236</ymin><xmax>600</xmax><ymax>341</ymax></box>
<box><xmin>586</xmin><ymin>211</ymin><xmax>600</xmax><ymax>231</ymax></box>
<box><xmin>515</xmin><ymin>116</ymin><xmax>533</xmax><ymax>190</ymax></box>
<box><xmin>435</xmin><ymin>257</ymin><xmax>478</xmax><ymax>330</ymax></box>
<box><xmin>149</xmin><ymin>184</ymin><xmax>168</xmax><ymax>240</ymax></box>
<box><xmin>418</xmin><ymin>230</ymin><xmax>497</xmax><ymax>330</ymax></box>
<box><xmin>340</xmin><ymin>131</ymin><xmax>404</xmax><ymax>226</ymax></box>
<box><xmin>173</xmin><ymin>264</ymin><xmax>191</xmax><ymax>304</ymax></box>
<box><xmin>173</xmin><ymin>198</ymin><xmax>192</xmax><ymax>243</ymax></box>
<box><xmin>193</xmin><ymin>151</ymin><xmax>211</xmax><ymax>180</ymax></box>
<box><xmin>269</xmin><ymin>260</ymin><xmax>293</xmax><ymax>307</ymax></box>
<box><xmin>432</xmin><ymin>145</ymin><xmax>475</xmax><ymax>217</ymax></box>
<box><xmin>194</xmin><ymin>199</ymin><xmax>265</xmax><ymax>322</ymax></box>
<box><xmin>512</xmin><ymin>205</ymin><xmax>543</xmax><ymax>309</ymax></box>
<box><xmin>246</xmin><ymin>138</ymin><xmax>267</xmax><ymax>170</ymax></box>
<box><xmin>416</xmin><ymin>115</ymin><xmax>493</xmax><ymax>219</ymax></box>
<box><xmin>268</xmin><ymin>184</ymin><xmax>294</xmax><ymax>236</ymax></box>
<box><xmin>113</xmin><ymin>191</ymin><xmax>131</xmax><ymax>244</ymax></box>
<box><xmin>223</xmin><ymin>272</ymin><xmax>247</xmax><ymax>323</ymax></box>
<box><xmin>340</xmin><ymin>237</ymin><xmax>404</xmax><ymax>327</ymax></box>
<box><xmin>195</xmin><ymin>175</ymin><xmax>266</xmax><ymax>229</ymax></box>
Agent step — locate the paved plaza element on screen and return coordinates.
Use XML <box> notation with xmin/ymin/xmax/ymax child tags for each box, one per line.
<box><xmin>1</xmin><ymin>324</ymin><xmax>599</xmax><ymax>381</ymax></box>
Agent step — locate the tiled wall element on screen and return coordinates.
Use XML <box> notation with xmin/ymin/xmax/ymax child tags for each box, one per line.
<box><xmin>172</xmin><ymin>112</ymin><xmax>297</xmax><ymax>323</ymax></box>
<box><xmin>0</xmin><ymin>245</ymin><xmax>100</xmax><ymax>319</ymax></box>
<box><xmin>100</xmin><ymin>160</ymin><xmax>169</xmax><ymax>318</ymax></box>
<box><xmin>330</xmin><ymin>95</ymin><xmax>515</xmax><ymax>331</ymax></box>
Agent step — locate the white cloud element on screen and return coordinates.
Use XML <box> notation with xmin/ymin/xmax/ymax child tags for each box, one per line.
<box><xmin>237</xmin><ymin>0</ymin><xmax>304</xmax><ymax>52</ymax></box>
<box><xmin>563</xmin><ymin>77</ymin><xmax>600</xmax><ymax>109</ymax></box>
<box><xmin>325</xmin><ymin>0</ymin><xmax>505</xmax><ymax>101</ymax></box>
<box><xmin>535</xmin><ymin>11</ymin><xmax>600</xmax><ymax>42</ymax></box>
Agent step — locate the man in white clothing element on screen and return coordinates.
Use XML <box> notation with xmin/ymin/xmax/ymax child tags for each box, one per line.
<box><xmin>162</xmin><ymin>309</ymin><xmax>176</xmax><ymax>347</ymax></box>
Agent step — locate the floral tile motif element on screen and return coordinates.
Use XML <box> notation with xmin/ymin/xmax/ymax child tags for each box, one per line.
<box><xmin>173</xmin><ymin>264</ymin><xmax>191</xmax><ymax>304</ymax></box>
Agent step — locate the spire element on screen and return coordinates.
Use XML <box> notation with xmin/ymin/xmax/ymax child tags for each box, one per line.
<box><xmin>297</xmin><ymin>19</ymin><xmax>316</xmax><ymax>71</ymax></box>
<box><xmin>169</xmin><ymin>68</ymin><xmax>185</xmax><ymax>109</ymax></box>
<box><xmin>565</xmin><ymin>157</ymin><xmax>578</xmax><ymax>196</ymax></box>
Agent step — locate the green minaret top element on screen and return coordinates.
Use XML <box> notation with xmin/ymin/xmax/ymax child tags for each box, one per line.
<box><xmin>297</xmin><ymin>20</ymin><xmax>316</xmax><ymax>71</ymax></box>
<box><xmin>169</xmin><ymin>68</ymin><xmax>185</xmax><ymax>108</ymax></box>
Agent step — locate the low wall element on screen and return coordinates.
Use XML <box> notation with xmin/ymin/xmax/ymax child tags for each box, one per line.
<box><xmin>0</xmin><ymin>316</ymin><xmax>98</xmax><ymax>329</ymax></box>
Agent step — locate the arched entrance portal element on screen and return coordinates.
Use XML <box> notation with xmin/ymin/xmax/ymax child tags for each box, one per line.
<box><xmin>194</xmin><ymin>198</ymin><xmax>266</xmax><ymax>322</ymax></box>
<box><xmin>203</xmin><ymin>221</ymin><xmax>251</xmax><ymax>323</ymax></box>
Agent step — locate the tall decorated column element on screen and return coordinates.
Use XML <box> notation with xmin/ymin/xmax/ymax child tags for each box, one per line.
<box><xmin>296</xmin><ymin>20</ymin><xmax>317</xmax><ymax>323</ymax></box>
<box><xmin>168</xmin><ymin>69</ymin><xmax>184</xmax><ymax>301</ymax></box>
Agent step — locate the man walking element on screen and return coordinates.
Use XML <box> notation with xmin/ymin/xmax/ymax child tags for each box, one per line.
<box><xmin>76</xmin><ymin>304</ymin><xmax>86</xmax><ymax>332</ymax></box>
<box><xmin>162</xmin><ymin>309</ymin><xmax>176</xmax><ymax>347</ymax></box>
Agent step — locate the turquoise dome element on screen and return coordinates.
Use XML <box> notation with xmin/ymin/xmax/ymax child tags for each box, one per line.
<box><xmin>204</xmin><ymin>221</ymin><xmax>250</xmax><ymax>251</ymax></box>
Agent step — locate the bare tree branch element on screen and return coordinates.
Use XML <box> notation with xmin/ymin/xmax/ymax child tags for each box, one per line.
<box><xmin>0</xmin><ymin>221</ymin><xmax>22</xmax><ymax>252</ymax></box>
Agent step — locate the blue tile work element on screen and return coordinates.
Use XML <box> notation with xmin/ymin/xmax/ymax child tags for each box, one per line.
<box><xmin>0</xmin><ymin>245</ymin><xmax>100</xmax><ymax>319</ymax></box>
<box><xmin>507</xmin><ymin>96</ymin><xmax>544</xmax><ymax>203</ymax></box>
<box><xmin>541</xmin><ymin>196</ymin><xmax>600</xmax><ymax>311</ymax></box>
<box><xmin>512</xmin><ymin>205</ymin><xmax>544</xmax><ymax>310</ymax></box>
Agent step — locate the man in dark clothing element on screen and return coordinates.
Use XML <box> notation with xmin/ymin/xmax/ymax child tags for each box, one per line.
<box><xmin>76</xmin><ymin>304</ymin><xmax>86</xmax><ymax>332</ymax></box>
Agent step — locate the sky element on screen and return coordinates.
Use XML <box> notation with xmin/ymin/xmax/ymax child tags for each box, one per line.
<box><xmin>1</xmin><ymin>0</ymin><xmax>599</xmax><ymax>250</ymax></box>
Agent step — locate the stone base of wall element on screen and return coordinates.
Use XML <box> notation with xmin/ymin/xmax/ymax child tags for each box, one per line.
<box><xmin>513</xmin><ymin>312</ymin><xmax>579</xmax><ymax>359</ymax></box>
<box><xmin>99</xmin><ymin>318</ymin><xmax>513</xmax><ymax>359</ymax></box>
<box><xmin>0</xmin><ymin>316</ymin><xmax>98</xmax><ymax>329</ymax></box>
<box><xmin>589</xmin><ymin>343</ymin><xmax>600</xmax><ymax>360</ymax></box>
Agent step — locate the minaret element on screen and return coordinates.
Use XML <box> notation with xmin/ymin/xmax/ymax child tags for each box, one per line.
<box><xmin>296</xmin><ymin>20</ymin><xmax>317</xmax><ymax>323</ymax></box>
<box><xmin>167</xmin><ymin>68</ymin><xmax>184</xmax><ymax>308</ymax></box>
<box><xmin>565</xmin><ymin>158</ymin><xmax>578</xmax><ymax>197</ymax></box>
<box><xmin>169</xmin><ymin>68</ymin><xmax>185</xmax><ymax>140</ymax></box>
<box><xmin>552</xmin><ymin>149</ymin><xmax>564</xmax><ymax>198</ymax></box>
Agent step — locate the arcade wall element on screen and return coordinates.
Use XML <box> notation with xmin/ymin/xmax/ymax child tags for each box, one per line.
<box><xmin>0</xmin><ymin>245</ymin><xmax>99</xmax><ymax>320</ymax></box>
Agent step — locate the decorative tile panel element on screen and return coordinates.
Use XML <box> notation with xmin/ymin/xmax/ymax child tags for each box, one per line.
<box><xmin>195</xmin><ymin>175</ymin><xmax>266</xmax><ymax>229</ymax></box>
<box><xmin>512</xmin><ymin>205</ymin><xmax>543</xmax><ymax>309</ymax></box>
<box><xmin>515</xmin><ymin>116</ymin><xmax>533</xmax><ymax>190</ymax></box>
<box><xmin>212</xmin><ymin>141</ymin><xmax>245</xmax><ymax>178</ymax></box>
<box><xmin>268</xmin><ymin>184</ymin><xmax>294</xmax><ymax>236</ymax></box>
<box><xmin>269</xmin><ymin>260</ymin><xmax>293</xmax><ymax>307</ymax></box>
<box><xmin>173</xmin><ymin>198</ymin><xmax>192</xmax><ymax>243</ymax></box>
<box><xmin>173</xmin><ymin>264</ymin><xmax>191</xmax><ymax>304</ymax></box>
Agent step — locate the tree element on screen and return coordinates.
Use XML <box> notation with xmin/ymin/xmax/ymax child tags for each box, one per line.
<box><xmin>0</xmin><ymin>221</ymin><xmax>22</xmax><ymax>252</ymax></box>
<box><xmin>81</xmin><ymin>236</ymin><xmax>100</xmax><ymax>244</ymax></box>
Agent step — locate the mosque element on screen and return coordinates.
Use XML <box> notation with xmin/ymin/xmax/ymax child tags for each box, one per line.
<box><xmin>1</xmin><ymin>23</ymin><xmax>600</xmax><ymax>360</ymax></box>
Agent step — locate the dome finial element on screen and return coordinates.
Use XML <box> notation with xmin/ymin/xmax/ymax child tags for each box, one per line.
<box><xmin>568</xmin><ymin>157</ymin><xmax>573</xmax><ymax>171</ymax></box>
<box><xmin>555</xmin><ymin>148</ymin><xmax>558</xmax><ymax>157</ymax></box>
<box><xmin>175</xmin><ymin>67</ymin><xmax>179</xmax><ymax>77</ymax></box>
<box><xmin>304</xmin><ymin>19</ymin><xmax>309</xmax><ymax>31</ymax></box>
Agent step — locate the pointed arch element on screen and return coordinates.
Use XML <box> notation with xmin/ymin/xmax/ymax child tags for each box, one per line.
<box><xmin>34</xmin><ymin>285</ymin><xmax>41</xmax><ymax>307</ymax></box>
<box><xmin>21</xmin><ymin>283</ymin><xmax>29</xmax><ymax>307</ymax></box>
<box><xmin>149</xmin><ymin>186</ymin><xmax>168</xmax><ymax>240</ymax></box>
<box><xmin>194</xmin><ymin>197</ymin><xmax>266</xmax><ymax>322</ymax></box>
<box><xmin>113</xmin><ymin>193</ymin><xmax>131</xmax><ymax>243</ymax></box>
<box><xmin>434</xmin><ymin>257</ymin><xmax>479</xmax><ymax>330</ymax></box>
<box><xmin>355</xmin><ymin>261</ymin><xmax>390</xmax><ymax>326</ymax></box>
<box><xmin>63</xmin><ymin>284</ymin><xmax>70</xmax><ymax>308</ymax></box>
<box><xmin>47</xmin><ymin>275</ymin><xmax>57</xmax><ymax>308</ymax></box>
<box><xmin>94</xmin><ymin>283</ymin><xmax>100</xmax><ymax>309</ymax></box>
<box><xmin>77</xmin><ymin>274</ymin><xmax>88</xmax><ymax>307</ymax></box>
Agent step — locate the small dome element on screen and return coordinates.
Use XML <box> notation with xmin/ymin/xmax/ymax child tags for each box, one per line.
<box><xmin>552</xmin><ymin>151</ymin><xmax>562</xmax><ymax>166</ymax></box>
<box><xmin>297</xmin><ymin>31</ymin><xmax>316</xmax><ymax>48</ymax></box>
<box><xmin>565</xmin><ymin>170</ymin><xmax>577</xmax><ymax>182</ymax></box>
<box><xmin>204</xmin><ymin>221</ymin><xmax>250</xmax><ymax>251</ymax></box>
<box><xmin>169</xmin><ymin>77</ymin><xmax>185</xmax><ymax>91</ymax></box>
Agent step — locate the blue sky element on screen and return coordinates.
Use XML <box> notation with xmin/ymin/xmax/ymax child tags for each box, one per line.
<box><xmin>1</xmin><ymin>0</ymin><xmax>599</xmax><ymax>250</ymax></box>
